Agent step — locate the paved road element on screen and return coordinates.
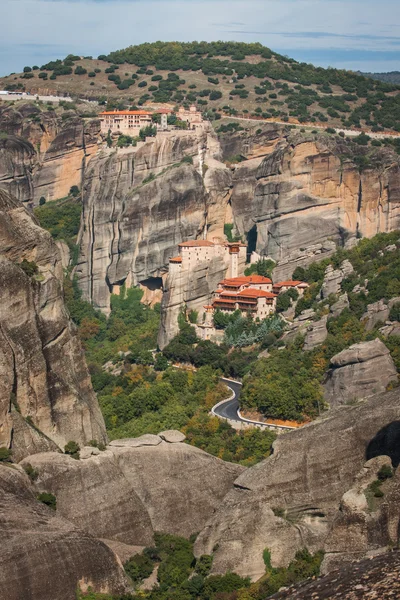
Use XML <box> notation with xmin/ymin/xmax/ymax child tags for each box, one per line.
<box><xmin>213</xmin><ymin>378</ymin><xmax>243</xmax><ymax>421</ymax></box>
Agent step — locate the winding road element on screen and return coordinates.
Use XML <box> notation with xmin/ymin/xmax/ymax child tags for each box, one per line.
<box><xmin>212</xmin><ymin>378</ymin><xmax>297</xmax><ymax>431</ymax></box>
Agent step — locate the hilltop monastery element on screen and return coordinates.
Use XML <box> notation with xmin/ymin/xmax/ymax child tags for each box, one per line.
<box><xmin>168</xmin><ymin>239</ymin><xmax>308</xmax><ymax>341</ymax></box>
<box><xmin>99</xmin><ymin>105</ymin><xmax>203</xmax><ymax>135</ymax></box>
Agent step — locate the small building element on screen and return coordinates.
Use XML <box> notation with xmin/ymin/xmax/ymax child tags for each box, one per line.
<box><xmin>99</xmin><ymin>110</ymin><xmax>153</xmax><ymax>135</ymax></box>
<box><xmin>272</xmin><ymin>280</ymin><xmax>309</xmax><ymax>295</ymax></box>
<box><xmin>177</xmin><ymin>105</ymin><xmax>203</xmax><ymax>128</ymax></box>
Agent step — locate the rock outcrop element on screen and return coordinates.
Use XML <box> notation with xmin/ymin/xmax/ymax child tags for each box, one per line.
<box><xmin>0</xmin><ymin>189</ymin><xmax>107</xmax><ymax>459</ymax></box>
<box><xmin>303</xmin><ymin>315</ymin><xmax>328</xmax><ymax>351</ymax></box>
<box><xmin>324</xmin><ymin>339</ymin><xmax>398</xmax><ymax>407</ymax></box>
<box><xmin>0</xmin><ymin>465</ymin><xmax>129</xmax><ymax>600</ymax></box>
<box><xmin>195</xmin><ymin>387</ymin><xmax>400</xmax><ymax>580</ymax></box>
<box><xmin>0</xmin><ymin>103</ymin><xmax>99</xmax><ymax>204</ymax></box>
<box><xmin>20</xmin><ymin>437</ymin><xmax>244</xmax><ymax>546</ymax></box>
<box><xmin>320</xmin><ymin>260</ymin><xmax>354</xmax><ymax>299</ymax></box>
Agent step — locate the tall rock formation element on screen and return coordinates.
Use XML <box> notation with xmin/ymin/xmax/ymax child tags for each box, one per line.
<box><xmin>0</xmin><ymin>189</ymin><xmax>107</xmax><ymax>460</ymax></box>
<box><xmin>76</xmin><ymin>124</ymin><xmax>232</xmax><ymax>314</ymax></box>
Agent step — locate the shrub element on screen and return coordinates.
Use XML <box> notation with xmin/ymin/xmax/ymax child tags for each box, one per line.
<box><xmin>188</xmin><ymin>309</ymin><xmax>198</xmax><ymax>324</ymax></box>
<box><xmin>74</xmin><ymin>66</ymin><xmax>87</xmax><ymax>75</ymax></box>
<box><xmin>64</xmin><ymin>441</ymin><xmax>80</xmax><ymax>459</ymax></box>
<box><xmin>37</xmin><ymin>492</ymin><xmax>56</xmax><ymax>510</ymax></box>
<box><xmin>69</xmin><ymin>185</ymin><xmax>80</xmax><ymax>197</ymax></box>
<box><xmin>39</xmin><ymin>196</ymin><xmax>46</xmax><ymax>206</ymax></box>
<box><xmin>389</xmin><ymin>302</ymin><xmax>400</xmax><ymax>322</ymax></box>
<box><xmin>124</xmin><ymin>553</ymin><xmax>154</xmax><ymax>584</ymax></box>
<box><xmin>181</xmin><ymin>155</ymin><xmax>193</xmax><ymax>164</ymax></box>
<box><xmin>0</xmin><ymin>447</ymin><xmax>11</xmax><ymax>462</ymax></box>
<box><xmin>23</xmin><ymin>463</ymin><xmax>39</xmax><ymax>481</ymax></box>
<box><xmin>195</xmin><ymin>554</ymin><xmax>213</xmax><ymax>577</ymax></box>
<box><xmin>378</xmin><ymin>464</ymin><xmax>394</xmax><ymax>480</ymax></box>
<box><xmin>19</xmin><ymin>259</ymin><xmax>39</xmax><ymax>278</ymax></box>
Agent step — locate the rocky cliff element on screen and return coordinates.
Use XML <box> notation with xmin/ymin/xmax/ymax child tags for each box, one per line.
<box><xmin>194</xmin><ymin>386</ymin><xmax>400</xmax><ymax>580</ymax></box>
<box><xmin>0</xmin><ymin>189</ymin><xmax>107</xmax><ymax>460</ymax></box>
<box><xmin>0</xmin><ymin>102</ymin><xmax>99</xmax><ymax>204</ymax></box>
<box><xmin>76</xmin><ymin>124</ymin><xmax>233</xmax><ymax>314</ymax></box>
<box><xmin>230</xmin><ymin>134</ymin><xmax>400</xmax><ymax>280</ymax></box>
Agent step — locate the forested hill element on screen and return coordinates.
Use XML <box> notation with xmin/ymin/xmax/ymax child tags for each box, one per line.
<box><xmin>1</xmin><ymin>41</ymin><xmax>400</xmax><ymax>132</ymax></box>
<box><xmin>360</xmin><ymin>71</ymin><xmax>400</xmax><ymax>85</ymax></box>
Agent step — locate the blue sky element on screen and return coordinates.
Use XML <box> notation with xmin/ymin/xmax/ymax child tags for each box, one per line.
<box><xmin>1</xmin><ymin>0</ymin><xmax>399</xmax><ymax>76</ymax></box>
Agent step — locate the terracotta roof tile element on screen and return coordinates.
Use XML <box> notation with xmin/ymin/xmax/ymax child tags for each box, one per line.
<box><xmin>178</xmin><ymin>240</ymin><xmax>215</xmax><ymax>248</ymax></box>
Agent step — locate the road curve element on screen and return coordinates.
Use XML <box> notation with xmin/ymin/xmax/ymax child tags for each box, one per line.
<box><xmin>213</xmin><ymin>378</ymin><xmax>297</xmax><ymax>431</ymax></box>
<box><xmin>212</xmin><ymin>378</ymin><xmax>243</xmax><ymax>422</ymax></box>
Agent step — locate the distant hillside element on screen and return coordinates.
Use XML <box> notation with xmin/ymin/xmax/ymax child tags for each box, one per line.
<box><xmin>1</xmin><ymin>41</ymin><xmax>400</xmax><ymax>132</ymax></box>
<box><xmin>361</xmin><ymin>71</ymin><xmax>400</xmax><ymax>85</ymax></box>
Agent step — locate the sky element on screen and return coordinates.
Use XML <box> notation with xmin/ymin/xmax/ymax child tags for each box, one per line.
<box><xmin>1</xmin><ymin>0</ymin><xmax>399</xmax><ymax>76</ymax></box>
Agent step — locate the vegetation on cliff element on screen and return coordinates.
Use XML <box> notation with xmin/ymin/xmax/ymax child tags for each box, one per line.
<box><xmin>241</xmin><ymin>231</ymin><xmax>400</xmax><ymax>421</ymax></box>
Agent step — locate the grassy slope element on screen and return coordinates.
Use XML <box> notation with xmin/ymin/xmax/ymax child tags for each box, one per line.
<box><xmin>1</xmin><ymin>41</ymin><xmax>399</xmax><ymax>132</ymax></box>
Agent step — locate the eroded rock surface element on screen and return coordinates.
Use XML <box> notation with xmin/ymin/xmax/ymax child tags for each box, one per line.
<box><xmin>195</xmin><ymin>387</ymin><xmax>400</xmax><ymax>580</ymax></box>
<box><xmin>21</xmin><ymin>439</ymin><xmax>244</xmax><ymax>545</ymax></box>
<box><xmin>0</xmin><ymin>189</ymin><xmax>106</xmax><ymax>459</ymax></box>
<box><xmin>324</xmin><ymin>339</ymin><xmax>398</xmax><ymax>407</ymax></box>
<box><xmin>0</xmin><ymin>465</ymin><xmax>129</xmax><ymax>600</ymax></box>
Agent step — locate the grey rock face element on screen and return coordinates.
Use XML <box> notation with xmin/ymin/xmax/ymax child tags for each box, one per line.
<box><xmin>76</xmin><ymin>128</ymin><xmax>226</xmax><ymax>314</ymax></box>
<box><xmin>362</xmin><ymin>300</ymin><xmax>390</xmax><ymax>331</ymax></box>
<box><xmin>195</xmin><ymin>387</ymin><xmax>400</xmax><ymax>580</ymax></box>
<box><xmin>320</xmin><ymin>260</ymin><xmax>354</xmax><ymax>300</ymax></box>
<box><xmin>330</xmin><ymin>292</ymin><xmax>349</xmax><ymax>318</ymax></box>
<box><xmin>304</xmin><ymin>316</ymin><xmax>328</xmax><ymax>351</ymax></box>
<box><xmin>321</xmin><ymin>455</ymin><xmax>393</xmax><ymax>574</ymax></box>
<box><xmin>159</xmin><ymin>430</ymin><xmax>187</xmax><ymax>443</ymax></box>
<box><xmin>324</xmin><ymin>339</ymin><xmax>398</xmax><ymax>407</ymax></box>
<box><xmin>21</xmin><ymin>441</ymin><xmax>244</xmax><ymax>544</ymax></box>
<box><xmin>0</xmin><ymin>189</ymin><xmax>107</xmax><ymax>459</ymax></box>
<box><xmin>108</xmin><ymin>434</ymin><xmax>162</xmax><ymax>448</ymax></box>
<box><xmin>0</xmin><ymin>465</ymin><xmax>129</xmax><ymax>600</ymax></box>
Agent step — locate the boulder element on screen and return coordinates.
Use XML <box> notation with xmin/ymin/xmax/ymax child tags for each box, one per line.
<box><xmin>380</xmin><ymin>321</ymin><xmax>400</xmax><ymax>337</ymax></box>
<box><xmin>108</xmin><ymin>434</ymin><xmax>162</xmax><ymax>448</ymax></box>
<box><xmin>303</xmin><ymin>315</ymin><xmax>328</xmax><ymax>351</ymax></box>
<box><xmin>159</xmin><ymin>430</ymin><xmax>186</xmax><ymax>443</ymax></box>
<box><xmin>361</xmin><ymin>300</ymin><xmax>390</xmax><ymax>331</ymax></box>
<box><xmin>320</xmin><ymin>260</ymin><xmax>354</xmax><ymax>300</ymax></box>
<box><xmin>330</xmin><ymin>292</ymin><xmax>349</xmax><ymax>318</ymax></box>
<box><xmin>0</xmin><ymin>465</ymin><xmax>129</xmax><ymax>600</ymax></box>
<box><xmin>324</xmin><ymin>339</ymin><xmax>398</xmax><ymax>407</ymax></box>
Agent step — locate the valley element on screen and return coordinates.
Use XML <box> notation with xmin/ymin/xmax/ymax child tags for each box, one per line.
<box><xmin>1</xmin><ymin>40</ymin><xmax>400</xmax><ymax>600</ymax></box>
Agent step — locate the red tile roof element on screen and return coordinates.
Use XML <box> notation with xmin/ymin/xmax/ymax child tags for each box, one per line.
<box><xmin>170</xmin><ymin>256</ymin><xmax>182</xmax><ymax>263</ymax></box>
<box><xmin>273</xmin><ymin>280</ymin><xmax>305</xmax><ymax>288</ymax></box>
<box><xmin>219</xmin><ymin>275</ymin><xmax>272</xmax><ymax>286</ymax></box>
<box><xmin>178</xmin><ymin>240</ymin><xmax>215</xmax><ymax>248</ymax></box>
<box><xmin>99</xmin><ymin>110</ymin><xmax>153</xmax><ymax>116</ymax></box>
<box><xmin>213</xmin><ymin>299</ymin><xmax>237</xmax><ymax>305</ymax></box>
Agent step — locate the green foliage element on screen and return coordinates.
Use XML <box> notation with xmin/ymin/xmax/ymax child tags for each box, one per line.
<box><xmin>259</xmin><ymin>548</ymin><xmax>324</xmax><ymax>597</ymax></box>
<box><xmin>0</xmin><ymin>447</ymin><xmax>11</xmax><ymax>462</ymax></box>
<box><xmin>70</xmin><ymin>185</ymin><xmax>80</xmax><ymax>197</ymax></box>
<box><xmin>74</xmin><ymin>66</ymin><xmax>87</xmax><ymax>75</ymax></box>
<box><xmin>244</xmin><ymin>259</ymin><xmax>276</xmax><ymax>278</ymax></box>
<box><xmin>18</xmin><ymin>259</ymin><xmax>39</xmax><ymax>278</ymax></box>
<box><xmin>195</xmin><ymin>555</ymin><xmax>213</xmax><ymax>577</ymax></box>
<box><xmin>124</xmin><ymin>553</ymin><xmax>154</xmax><ymax>585</ymax></box>
<box><xmin>23</xmin><ymin>463</ymin><xmax>39</xmax><ymax>481</ymax></box>
<box><xmin>378</xmin><ymin>464</ymin><xmax>394</xmax><ymax>480</ymax></box>
<box><xmin>37</xmin><ymin>492</ymin><xmax>56</xmax><ymax>510</ymax></box>
<box><xmin>64</xmin><ymin>440</ymin><xmax>80</xmax><ymax>459</ymax></box>
<box><xmin>39</xmin><ymin>196</ymin><xmax>46</xmax><ymax>206</ymax></box>
<box><xmin>224</xmin><ymin>223</ymin><xmax>241</xmax><ymax>242</ymax></box>
<box><xmin>34</xmin><ymin>196</ymin><xmax>81</xmax><ymax>258</ymax></box>
<box><xmin>188</xmin><ymin>309</ymin><xmax>198</xmax><ymax>324</ymax></box>
<box><xmin>389</xmin><ymin>302</ymin><xmax>400</xmax><ymax>322</ymax></box>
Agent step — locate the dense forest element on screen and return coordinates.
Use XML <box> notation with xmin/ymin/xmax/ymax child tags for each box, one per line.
<box><xmin>3</xmin><ymin>41</ymin><xmax>400</xmax><ymax>132</ymax></box>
